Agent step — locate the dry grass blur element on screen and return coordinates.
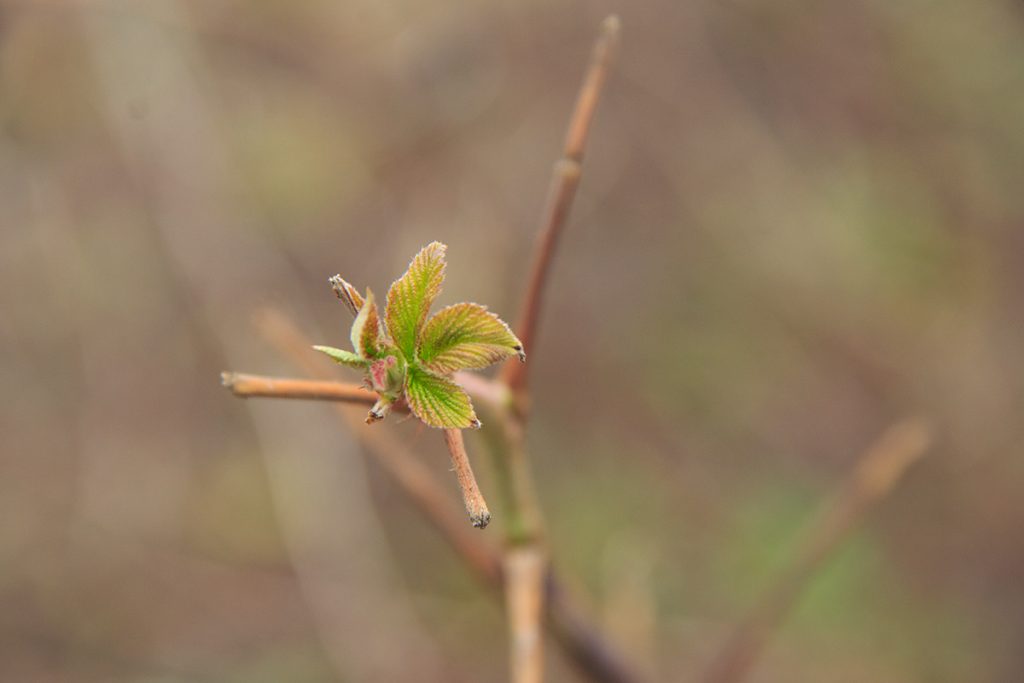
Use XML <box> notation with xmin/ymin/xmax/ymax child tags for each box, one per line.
<box><xmin>4</xmin><ymin>1</ymin><xmax>1024</xmax><ymax>681</ymax></box>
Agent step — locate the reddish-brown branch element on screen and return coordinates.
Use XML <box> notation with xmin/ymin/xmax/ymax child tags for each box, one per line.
<box><xmin>221</xmin><ymin>370</ymin><xmax>506</xmax><ymax>412</ymax></box>
<box><xmin>221</xmin><ymin>372</ymin><xmax>391</xmax><ymax>406</ymax></box>
<box><xmin>444</xmin><ymin>428</ymin><xmax>492</xmax><ymax>528</ymax></box>
<box><xmin>501</xmin><ymin>15</ymin><xmax>621</xmax><ymax>396</ymax></box>
<box><xmin>702</xmin><ymin>419</ymin><xmax>933</xmax><ymax>683</ymax></box>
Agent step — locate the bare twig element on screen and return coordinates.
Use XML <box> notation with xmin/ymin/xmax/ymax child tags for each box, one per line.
<box><xmin>359</xmin><ymin>421</ymin><xmax>502</xmax><ymax>582</ymax></box>
<box><xmin>502</xmin><ymin>14</ymin><xmax>621</xmax><ymax>396</ymax></box>
<box><xmin>221</xmin><ymin>372</ymin><xmax>388</xmax><ymax>406</ymax></box>
<box><xmin>221</xmin><ymin>370</ymin><xmax>506</xmax><ymax>411</ymax></box>
<box><xmin>702</xmin><ymin>418</ymin><xmax>933</xmax><ymax>683</ymax></box>
<box><xmin>444</xmin><ymin>428</ymin><xmax>492</xmax><ymax>528</ymax></box>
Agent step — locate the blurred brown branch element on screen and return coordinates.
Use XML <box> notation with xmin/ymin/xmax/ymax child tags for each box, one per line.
<box><xmin>496</xmin><ymin>16</ymin><xmax>621</xmax><ymax>683</ymax></box>
<box><xmin>501</xmin><ymin>14</ymin><xmax>621</xmax><ymax>400</ymax></box>
<box><xmin>702</xmin><ymin>419</ymin><xmax>933</xmax><ymax>683</ymax></box>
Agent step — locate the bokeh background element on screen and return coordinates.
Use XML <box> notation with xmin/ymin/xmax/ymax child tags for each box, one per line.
<box><xmin>4</xmin><ymin>1</ymin><xmax>1024</xmax><ymax>681</ymax></box>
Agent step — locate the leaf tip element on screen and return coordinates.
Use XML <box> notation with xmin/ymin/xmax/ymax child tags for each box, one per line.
<box><xmin>329</xmin><ymin>275</ymin><xmax>364</xmax><ymax>316</ymax></box>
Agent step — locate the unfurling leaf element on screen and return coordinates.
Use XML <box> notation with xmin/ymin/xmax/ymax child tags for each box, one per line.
<box><xmin>312</xmin><ymin>345</ymin><xmax>367</xmax><ymax>369</ymax></box>
<box><xmin>404</xmin><ymin>365</ymin><xmax>479</xmax><ymax>429</ymax></box>
<box><xmin>350</xmin><ymin>289</ymin><xmax>384</xmax><ymax>359</ymax></box>
<box><xmin>418</xmin><ymin>303</ymin><xmax>524</xmax><ymax>374</ymax></box>
<box><xmin>330</xmin><ymin>275</ymin><xmax>364</xmax><ymax>316</ymax></box>
<box><xmin>317</xmin><ymin>241</ymin><xmax>523</xmax><ymax>430</ymax></box>
<box><xmin>385</xmin><ymin>241</ymin><xmax>447</xmax><ymax>358</ymax></box>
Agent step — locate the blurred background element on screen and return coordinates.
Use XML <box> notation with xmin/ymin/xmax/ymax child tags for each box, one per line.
<box><xmin>3</xmin><ymin>0</ymin><xmax>1024</xmax><ymax>681</ymax></box>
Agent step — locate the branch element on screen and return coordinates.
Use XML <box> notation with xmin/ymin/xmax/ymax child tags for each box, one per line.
<box><xmin>222</xmin><ymin>373</ymin><xmax>493</xmax><ymax>529</ymax></box>
<box><xmin>221</xmin><ymin>370</ymin><xmax>507</xmax><ymax>412</ymax></box>
<box><xmin>240</xmin><ymin>307</ymin><xmax>644</xmax><ymax>682</ymax></box>
<box><xmin>444</xmin><ymin>429</ymin><xmax>492</xmax><ymax>528</ymax></box>
<box><xmin>506</xmin><ymin>547</ymin><xmax>547</xmax><ymax>683</ymax></box>
<box><xmin>221</xmin><ymin>372</ymin><xmax>390</xmax><ymax>406</ymax></box>
<box><xmin>501</xmin><ymin>15</ymin><xmax>621</xmax><ymax>395</ymax></box>
<box><xmin>702</xmin><ymin>419</ymin><xmax>933</xmax><ymax>683</ymax></box>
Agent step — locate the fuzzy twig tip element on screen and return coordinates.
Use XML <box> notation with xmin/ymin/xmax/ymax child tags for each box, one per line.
<box><xmin>471</xmin><ymin>509</ymin><xmax>491</xmax><ymax>529</ymax></box>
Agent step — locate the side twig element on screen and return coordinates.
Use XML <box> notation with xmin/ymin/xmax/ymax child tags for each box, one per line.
<box><xmin>444</xmin><ymin>429</ymin><xmax>492</xmax><ymax>528</ymax></box>
<box><xmin>702</xmin><ymin>418</ymin><xmax>933</xmax><ymax>683</ymax></box>
<box><xmin>221</xmin><ymin>372</ymin><xmax>389</xmax><ymax>406</ymax></box>
<box><xmin>221</xmin><ymin>370</ymin><xmax>506</xmax><ymax>412</ymax></box>
<box><xmin>501</xmin><ymin>14</ymin><xmax>621</xmax><ymax>398</ymax></box>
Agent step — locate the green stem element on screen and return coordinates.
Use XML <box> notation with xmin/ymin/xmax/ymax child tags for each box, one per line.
<box><xmin>478</xmin><ymin>404</ymin><xmax>543</xmax><ymax>546</ymax></box>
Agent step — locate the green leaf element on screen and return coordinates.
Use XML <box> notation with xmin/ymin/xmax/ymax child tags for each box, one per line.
<box><xmin>385</xmin><ymin>242</ymin><xmax>447</xmax><ymax>358</ymax></box>
<box><xmin>312</xmin><ymin>345</ymin><xmax>367</xmax><ymax>369</ymax></box>
<box><xmin>418</xmin><ymin>303</ymin><xmax>524</xmax><ymax>374</ymax></box>
<box><xmin>350</xmin><ymin>288</ymin><xmax>384</xmax><ymax>358</ymax></box>
<box><xmin>403</xmin><ymin>365</ymin><xmax>479</xmax><ymax>429</ymax></box>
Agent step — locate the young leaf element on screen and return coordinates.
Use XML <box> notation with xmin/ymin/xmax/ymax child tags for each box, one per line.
<box><xmin>404</xmin><ymin>365</ymin><xmax>479</xmax><ymax>429</ymax></box>
<box><xmin>418</xmin><ymin>303</ymin><xmax>525</xmax><ymax>374</ymax></box>
<box><xmin>312</xmin><ymin>345</ymin><xmax>367</xmax><ymax>369</ymax></box>
<box><xmin>350</xmin><ymin>288</ymin><xmax>383</xmax><ymax>358</ymax></box>
<box><xmin>330</xmin><ymin>275</ymin><xmax>364</xmax><ymax>316</ymax></box>
<box><xmin>385</xmin><ymin>242</ymin><xmax>447</xmax><ymax>358</ymax></box>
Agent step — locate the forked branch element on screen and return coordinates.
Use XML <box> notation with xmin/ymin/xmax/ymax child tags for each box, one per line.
<box><xmin>224</xmin><ymin>308</ymin><xmax>643</xmax><ymax>682</ymax></box>
<box><xmin>702</xmin><ymin>419</ymin><xmax>933</xmax><ymax>683</ymax></box>
<box><xmin>223</xmin><ymin>16</ymin><xmax>631</xmax><ymax>682</ymax></box>
<box><xmin>502</xmin><ymin>15</ymin><xmax>621</xmax><ymax>396</ymax></box>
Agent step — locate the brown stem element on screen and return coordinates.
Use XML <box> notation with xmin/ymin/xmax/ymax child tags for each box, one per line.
<box><xmin>221</xmin><ymin>370</ymin><xmax>505</xmax><ymax>411</ymax></box>
<box><xmin>221</xmin><ymin>372</ymin><xmax>390</xmax><ymax>406</ymax></box>
<box><xmin>444</xmin><ymin>428</ymin><xmax>492</xmax><ymax>529</ymax></box>
<box><xmin>501</xmin><ymin>15</ymin><xmax>621</xmax><ymax>396</ymax></box>
<box><xmin>702</xmin><ymin>418</ymin><xmax>933</xmax><ymax>683</ymax></box>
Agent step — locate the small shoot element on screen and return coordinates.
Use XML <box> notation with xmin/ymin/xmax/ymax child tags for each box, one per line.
<box><xmin>315</xmin><ymin>242</ymin><xmax>524</xmax><ymax>428</ymax></box>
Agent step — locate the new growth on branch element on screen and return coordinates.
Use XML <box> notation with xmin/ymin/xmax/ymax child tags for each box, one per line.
<box><xmin>315</xmin><ymin>241</ymin><xmax>525</xmax><ymax>429</ymax></box>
